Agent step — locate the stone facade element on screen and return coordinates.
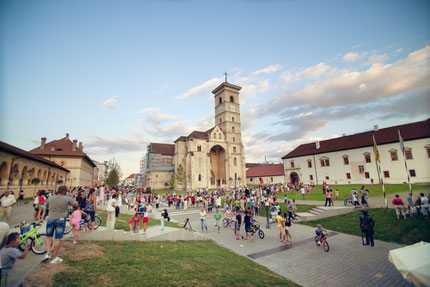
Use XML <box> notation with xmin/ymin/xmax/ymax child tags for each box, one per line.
<box><xmin>0</xmin><ymin>141</ymin><xmax>69</xmax><ymax>198</ymax></box>
<box><xmin>173</xmin><ymin>81</ymin><xmax>246</xmax><ymax>191</ymax></box>
<box><xmin>29</xmin><ymin>134</ymin><xmax>96</xmax><ymax>188</ymax></box>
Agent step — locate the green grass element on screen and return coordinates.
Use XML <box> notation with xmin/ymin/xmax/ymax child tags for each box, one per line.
<box><xmin>151</xmin><ymin>189</ymin><xmax>187</xmax><ymax>195</ymax></box>
<box><xmin>98</xmin><ymin>210</ymin><xmax>180</xmax><ymax>231</ymax></box>
<box><xmin>300</xmin><ymin>208</ymin><xmax>430</xmax><ymax>245</ymax></box>
<box><xmin>54</xmin><ymin>241</ymin><xmax>298</xmax><ymax>287</ymax></box>
<box><xmin>23</xmin><ymin>197</ymin><xmax>34</xmax><ymax>203</ymax></box>
<box><xmin>276</xmin><ymin>184</ymin><xmax>430</xmax><ymax>202</ymax></box>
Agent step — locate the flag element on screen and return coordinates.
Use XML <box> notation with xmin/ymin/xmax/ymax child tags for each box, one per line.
<box><xmin>373</xmin><ymin>135</ymin><xmax>380</xmax><ymax>162</ymax></box>
<box><xmin>398</xmin><ymin>130</ymin><xmax>405</xmax><ymax>155</ymax></box>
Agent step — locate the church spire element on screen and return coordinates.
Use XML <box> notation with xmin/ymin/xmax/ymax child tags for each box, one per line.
<box><xmin>223</xmin><ymin>71</ymin><xmax>228</xmax><ymax>83</ymax></box>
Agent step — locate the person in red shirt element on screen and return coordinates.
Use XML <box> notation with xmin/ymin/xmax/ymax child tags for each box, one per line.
<box><xmin>392</xmin><ymin>194</ymin><xmax>407</xmax><ymax>220</ymax></box>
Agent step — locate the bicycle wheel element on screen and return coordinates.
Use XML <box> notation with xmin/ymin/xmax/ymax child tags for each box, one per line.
<box><xmin>258</xmin><ymin>229</ymin><xmax>265</xmax><ymax>239</ymax></box>
<box><xmin>31</xmin><ymin>234</ymin><xmax>48</xmax><ymax>254</ymax></box>
<box><xmin>18</xmin><ymin>237</ymin><xmax>33</xmax><ymax>252</ymax></box>
<box><xmin>222</xmin><ymin>218</ymin><xmax>228</xmax><ymax>228</ymax></box>
<box><xmin>323</xmin><ymin>240</ymin><xmax>330</xmax><ymax>252</ymax></box>
<box><xmin>344</xmin><ymin>199</ymin><xmax>348</xmax><ymax>206</ymax></box>
<box><xmin>64</xmin><ymin>219</ymin><xmax>73</xmax><ymax>235</ymax></box>
<box><xmin>94</xmin><ymin>215</ymin><xmax>102</xmax><ymax>229</ymax></box>
<box><xmin>314</xmin><ymin>236</ymin><xmax>320</xmax><ymax>245</ymax></box>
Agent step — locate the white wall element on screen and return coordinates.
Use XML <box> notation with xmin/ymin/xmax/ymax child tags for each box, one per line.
<box><xmin>283</xmin><ymin>138</ymin><xmax>430</xmax><ymax>185</ymax></box>
<box><xmin>246</xmin><ymin>175</ymin><xmax>285</xmax><ymax>186</ymax></box>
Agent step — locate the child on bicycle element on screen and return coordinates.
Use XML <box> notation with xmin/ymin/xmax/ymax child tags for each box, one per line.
<box><xmin>70</xmin><ymin>205</ymin><xmax>87</xmax><ymax>245</ymax></box>
<box><xmin>315</xmin><ymin>224</ymin><xmax>327</xmax><ymax>246</ymax></box>
<box><xmin>0</xmin><ymin>233</ymin><xmax>31</xmax><ymax>285</ymax></box>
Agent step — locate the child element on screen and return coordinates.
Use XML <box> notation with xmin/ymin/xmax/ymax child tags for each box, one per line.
<box><xmin>128</xmin><ymin>208</ymin><xmax>140</xmax><ymax>233</ymax></box>
<box><xmin>283</xmin><ymin>212</ymin><xmax>292</xmax><ymax>243</ymax></box>
<box><xmin>315</xmin><ymin>224</ymin><xmax>327</xmax><ymax>246</ymax></box>
<box><xmin>1</xmin><ymin>233</ymin><xmax>30</xmax><ymax>284</ymax></box>
<box><xmin>70</xmin><ymin>206</ymin><xmax>87</xmax><ymax>244</ymax></box>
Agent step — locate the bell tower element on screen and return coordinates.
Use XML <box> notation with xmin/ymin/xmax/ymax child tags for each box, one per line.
<box><xmin>212</xmin><ymin>76</ymin><xmax>246</xmax><ymax>187</ymax></box>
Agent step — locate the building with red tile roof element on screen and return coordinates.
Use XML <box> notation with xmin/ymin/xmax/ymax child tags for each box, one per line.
<box><xmin>246</xmin><ymin>163</ymin><xmax>286</xmax><ymax>185</ymax></box>
<box><xmin>281</xmin><ymin>118</ymin><xmax>430</xmax><ymax>185</ymax></box>
<box><xmin>29</xmin><ymin>134</ymin><xmax>96</xmax><ymax>188</ymax></box>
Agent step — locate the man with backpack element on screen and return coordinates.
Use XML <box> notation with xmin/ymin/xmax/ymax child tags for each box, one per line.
<box><xmin>359</xmin><ymin>210</ymin><xmax>375</xmax><ymax>247</ymax></box>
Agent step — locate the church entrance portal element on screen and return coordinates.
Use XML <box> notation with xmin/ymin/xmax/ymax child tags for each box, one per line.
<box><xmin>210</xmin><ymin>145</ymin><xmax>226</xmax><ymax>187</ymax></box>
<box><xmin>290</xmin><ymin>172</ymin><xmax>299</xmax><ymax>186</ymax></box>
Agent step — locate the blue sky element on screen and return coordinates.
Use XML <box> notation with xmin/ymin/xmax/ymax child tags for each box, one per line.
<box><xmin>1</xmin><ymin>0</ymin><xmax>429</xmax><ymax>178</ymax></box>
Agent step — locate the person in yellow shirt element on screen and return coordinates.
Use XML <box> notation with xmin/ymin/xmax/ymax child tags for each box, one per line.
<box><xmin>275</xmin><ymin>212</ymin><xmax>285</xmax><ymax>242</ymax></box>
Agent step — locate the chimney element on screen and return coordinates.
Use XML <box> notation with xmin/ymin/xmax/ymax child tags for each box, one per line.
<box><xmin>78</xmin><ymin>142</ymin><xmax>83</xmax><ymax>151</ymax></box>
<box><xmin>72</xmin><ymin>140</ymin><xmax>77</xmax><ymax>151</ymax></box>
<box><xmin>66</xmin><ymin>133</ymin><xmax>69</xmax><ymax>139</ymax></box>
<box><xmin>374</xmin><ymin>125</ymin><xmax>379</xmax><ymax>132</ymax></box>
<box><xmin>41</xmin><ymin>137</ymin><xmax>47</xmax><ymax>150</ymax></box>
<box><xmin>316</xmin><ymin>141</ymin><xmax>320</xmax><ymax>150</ymax></box>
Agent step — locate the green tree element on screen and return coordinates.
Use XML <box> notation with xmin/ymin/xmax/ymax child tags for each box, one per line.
<box><xmin>175</xmin><ymin>164</ymin><xmax>185</xmax><ymax>187</ymax></box>
<box><xmin>105</xmin><ymin>158</ymin><xmax>122</xmax><ymax>187</ymax></box>
<box><xmin>106</xmin><ymin>169</ymin><xmax>119</xmax><ymax>187</ymax></box>
<box><xmin>168</xmin><ymin>176</ymin><xmax>175</xmax><ymax>189</ymax></box>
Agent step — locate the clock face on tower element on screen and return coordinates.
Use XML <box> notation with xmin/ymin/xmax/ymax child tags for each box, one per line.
<box><xmin>229</xmin><ymin>105</ymin><xmax>236</xmax><ymax>112</ymax></box>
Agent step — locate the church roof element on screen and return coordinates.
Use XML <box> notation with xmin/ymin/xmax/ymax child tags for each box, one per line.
<box><xmin>174</xmin><ymin>136</ymin><xmax>187</xmax><ymax>142</ymax></box>
<box><xmin>187</xmin><ymin>131</ymin><xmax>209</xmax><ymax>140</ymax></box>
<box><xmin>29</xmin><ymin>136</ymin><xmax>96</xmax><ymax>167</ymax></box>
<box><xmin>246</xmin><ymin>163</ymin><xmax>264</xmax><ymax>168</ymax></box>
<box><xmin>212</xmin><ymin>81</ymin><xmax>242</xmax><ymax>94</ymax></box>
<box><xmin>149</xmin><ymin>143</ymin><xmax>175</xmax><ymax>156</ymax></box>
<box><xmin>0</xmin><ymin>141</ymin><xmax>69</xmax><ymax>172</ymax></box>
<box><xmin>246</xmin><ymin>164</ymin><xmax>284</xmax><ymax>177</ymax></box>
<box><xmin>282</xmin><ymin>118</ymin><xmax>430</xmax><ymax>159</ymax></box>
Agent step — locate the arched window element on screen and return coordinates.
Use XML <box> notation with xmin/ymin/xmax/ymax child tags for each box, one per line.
<box><xmin>219</xmin><ymin>118</ymin><xmax>222</xmax><ymax>123</ymax></box>
<box><xmin>233</xmin><ymin>147</ymin><xmax>236</xmax><ymax>153</ymax></box>
<box><xmin>218</xmin><ymin>133</ymin><xmax>221</xmax><ymax>139</ymax></box>
<box><xmin>234</xmin><ymin>158</ymin><xmax>237</xmax><ymax>166</ymax></box>
<box><xmin>232</xmin><ymin>117</ymin><xmax>234</xmax><ymax>122</ymax></box>
<box><xmin>230</xmin><ymin>96</ymin><xmax>234</xmax><ymax>103</ymax></box>
<box><xmin>232</xmin><ymin>137</ymin><xmax>235</xmax><ymax>142</ymax></box>
<box><xmin>197</xmin><ymin>145</ymin><xmax>201</xmax><ymax>152</ymax></box>
<box><xmin>232</xmin><ymin>126</ymin><xmax>235</xmax><ymax>133</ymax></box>
<box><xmin>219</xmin><ymin>97</ymin><xmax>222</xmax><ymax>104</ymax></box>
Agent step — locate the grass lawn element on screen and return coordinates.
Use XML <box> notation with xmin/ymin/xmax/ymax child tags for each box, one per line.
<box><xmin>52</xmin><ymin>241</ymin><xmax>298</xmax><ymax>287</ymax></box>
<box><xmin>275</xmin><ymin>184</ymin><xmax>430</xmax><ymax>202</ymax></box>
<box><xmin>300</xmin><ymin>208</ymin><xmax>430</xmax><ymax>245</ymax></box>
<box><xmin>98</xmin><ymin>210</ymin><xmax>180</xmax><ymax>231</ymax></box>
<box><xmin>151</xmin><ymin>189</ymin><xmax>187</xmax><ymax>195</ymax></box>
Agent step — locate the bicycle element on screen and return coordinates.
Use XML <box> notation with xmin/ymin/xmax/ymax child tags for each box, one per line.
<box><xmin>64</xmin><ymin>214</ymin><xmax>102</xmax><ymax>234</ymax></box>
<box><xmin>344</xmin><ymin>197</ymin><xmax>354</xmax><ymax>206</ymax></box>
<box><xmin>314</xmin><ymin>233</ymin><xmax>330</xmax><ymax>252</ymax></box>
<box><xmin>249</xmin><ymin>222</ymin><xmax>265</xmax><ymax>239</ymax></box>
<box><xmin>16</xmin><ymin>222</ymin><xmax>48</xmax><ymax>255</ymax></box>
<box><xmin>222</xmin><ymin>217</ymin><xmax>235</xmax><ymax>230</ymax></box>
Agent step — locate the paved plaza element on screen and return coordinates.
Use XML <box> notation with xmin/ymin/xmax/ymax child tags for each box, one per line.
<box><xmin>5</xmin><ymin>199</ymin><xmax>419</xmax><ymax>287</ymax></box>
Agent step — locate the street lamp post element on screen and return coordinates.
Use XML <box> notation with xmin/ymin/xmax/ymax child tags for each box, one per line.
<box><xmin>265</xmin><ymin>201</ymin><xmax>270</xmax><ymax>229</ymax></box>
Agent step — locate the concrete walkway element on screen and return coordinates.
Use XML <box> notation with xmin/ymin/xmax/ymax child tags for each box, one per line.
<box><xmin>167</xmin><ymin>207</ymin><xmax>414</xmax><ymax>287</ymax></box>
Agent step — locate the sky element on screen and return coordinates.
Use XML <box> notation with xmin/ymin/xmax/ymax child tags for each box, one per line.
<box><xmin>1</xmin><ymin>0</ymin><xmax>429</xmax><ymax>179</ymax></box>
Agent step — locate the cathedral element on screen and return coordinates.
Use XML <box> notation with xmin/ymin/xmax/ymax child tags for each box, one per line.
<box><xmin>144</xmin><ymin>79</ymin><xmax>246</xmax><ymax>191</ymax></box>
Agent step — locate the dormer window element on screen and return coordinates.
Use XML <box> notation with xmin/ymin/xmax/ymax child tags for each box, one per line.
<box><xmin>50</xmin><ymin>146</ymin><xmax>56</xmax><ymax>151</ymax></box>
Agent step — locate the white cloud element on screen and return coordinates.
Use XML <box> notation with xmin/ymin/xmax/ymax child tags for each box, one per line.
<box><xmin>395</xmin><ymin>48</ymin><xmax>404</xmax><ymax>53</ymax></box>
<box><xmin>85</xmin><ymin>136</ymin><xmax>146</xmax><ymax>154</ymax></box>
<box><xmin>140</xmin><ymin>107</ymin><xmax>159</xmax><ymax>113</ymax></box>
<box><xmin>251</xmin><ymin>64</ymin><xmax>282</xmax><ymax>75</ymax></box>
<box><xmin>343</xmin><ymin>52</ymin><xmax>366</xmax><ymax>62</ymax></box>
<box><xmin>176</xmin><ymin>77</ymin><xmax>222</xmax><ymax>100</ymax></box>
<box><xmin>141</xmin><ymin>109</ymin><xmax>179</xmax><ymax>124</ymax></box>
<box><xmin>362</xmin><ymin>54</ymin><xmax>388</xmax><ymax>66</ymax></box>
<box><xmin>299</xmin><ymin>62</ymin><xmax>331</xmax><ymax>79</ymax></box>
<box><xmin>103</xmin><ymin>96</ymin><xmax>117</xmax><ymax>108</ymax></box>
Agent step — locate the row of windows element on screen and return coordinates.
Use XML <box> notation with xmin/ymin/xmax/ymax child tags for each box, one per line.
<box><xmin>196</xmin><ymin>145</ymin><xmax>238</xmax><ymax>153</ymax></box>
<box><xmin>296</xmin><ymin>146</ymin><xmax>428</xmax><ymax>169</ymax></box>
<box><xmin>307</xmin><ymin>170</ymin><xmax>417</xmax><ymax>181</ymax></box>
<box><xmin>219</xmin><ymin>96</ymin><xmax>235</xmax><ymax>104</ymax></box>
<box><xmin>219</xmin><ymin>117</ymin><xmax>236</xmax><ymax>124</ymax></box>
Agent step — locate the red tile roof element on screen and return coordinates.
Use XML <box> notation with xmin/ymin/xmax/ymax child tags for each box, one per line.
<box><xmin>185</xmin><ymin>127</ymin><xmax>217</xmax><ymax>140</ymax></box>
<box><xmin>174</xmin><ymin>136</ymin><xmax>187</xmax><ymax>142</ymax></box>
<box><xmin>246</xmin><ymin>164</ymin><xmax>284</xmax><ymax>177</ymax></box>
<box><xmin>246</xmin><ymin>163</ymin><xmax>263</xmax><ymax>168</ymax></box>
<box><xmin>126</xmin><ymin>174</ymin><xmax>135</xmax><ymax>179</ymax></box>
<box><xmin>0</xmin><ymin>141</ymin><xmax>69</xmax><ymax>172</ymax></box>
<box><xmin>149</xmin><ymin>143</ymin><xmax>175</xmax><ymax>156</ymax></box>
<box><xmin>282</xmin><ymin>118</ymin><xmax>430</xmax><ymax>159</ymax></box>
<box><xmin>29</xmin><ymin>136</ymin><xmax>96</xmax><ymax>167</ymax></box>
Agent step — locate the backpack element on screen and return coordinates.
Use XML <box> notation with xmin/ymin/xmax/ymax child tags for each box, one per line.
<box><xmin>137</xmin><ymin>205</ymin><xmax>146</xmax><ymax>215</ymax></box>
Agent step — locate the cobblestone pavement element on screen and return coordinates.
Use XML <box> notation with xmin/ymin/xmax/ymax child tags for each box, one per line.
<box><xmin>168</xmin><ymin>206</ymin><xmax>413</xmax><ymax>287</ymax></box>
